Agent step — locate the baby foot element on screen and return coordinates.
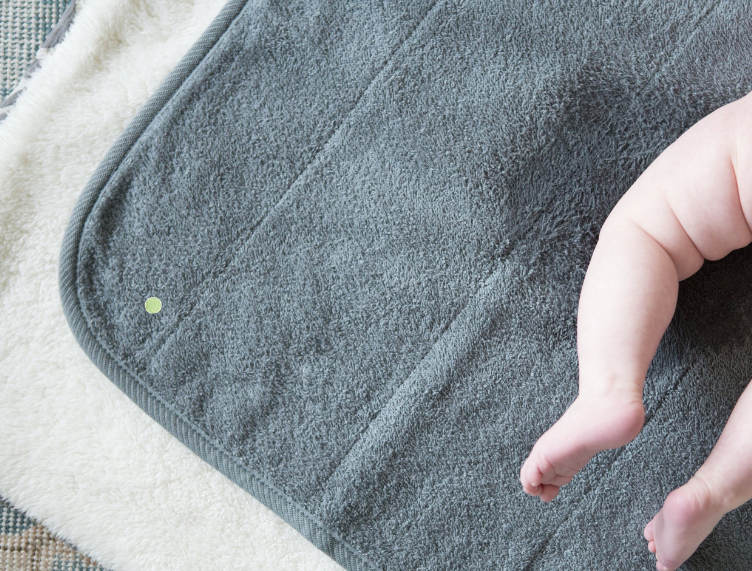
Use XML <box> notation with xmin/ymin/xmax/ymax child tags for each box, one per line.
<box><xmin>520</xmin><ymin>386</ymin><xmax>645</xmax><ymax>502</ymax></box>
<box><xmin>644</xmin><ymin>475</ymin><xmax>728</xmax><ymax>571</ymax></box>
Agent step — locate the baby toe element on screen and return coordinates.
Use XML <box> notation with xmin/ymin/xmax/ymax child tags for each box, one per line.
<box><xmin>644</xmin><ymin>520</ymin><xmax>654</xmax><ymax>541</ymax></box>
<box><xmin>531</xmin><ymin>449</ymin><xmax>557</xmax><ymax>486</ymax></box>
<box><xmin>538</xmin><ymin>483</ymin><xmax>560</xmax><ymax>502</ymax></box>
<box><xmin>520</xmin><ymin>465</ymin><xmax>544</xmax><ymax>497</ymax></box>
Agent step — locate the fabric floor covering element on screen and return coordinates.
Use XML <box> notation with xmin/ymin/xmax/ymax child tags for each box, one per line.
<box><xmin>0</xmin><ymin>2</ymin><xmax>110</xmax><ymax>568</ymax></box>
<box><xmin>57</xmin><ymin>0</ymin><xmax>752</xmax><ymax>569</ymax></box>
<box><xmin>2</xmin><ymin>0</ymin><xmax>347</xmax><ymax>569</ymax></box>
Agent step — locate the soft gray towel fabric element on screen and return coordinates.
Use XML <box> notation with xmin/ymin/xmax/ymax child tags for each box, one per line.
<box><xmin>59</xmin><ymin>0</ymin><xmax>752</xmax><ymax>569</ymax></box>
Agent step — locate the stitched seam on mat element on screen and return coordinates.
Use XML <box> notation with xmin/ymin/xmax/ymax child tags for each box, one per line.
<box><xmin>310</xmin><ymin>39</ymin><xmax>603</xmax><ymax>490</ymax></box>
<box><xmin>594</xmin><ymin>0</ymin><xmax>720</xmax><ymax>146</ymax></box>
<box><xmin>292</xmin><ymin>30</ymin><xmax>610</xmax><ymax>497</ymax></box>
<box><xmin>78</xmin><ymin>0</ymin><xmax>270</xmax><ymax>269</ymax></box>
<box><xmin>77</xmin><ymin>198</ymin><xmax>383</xmax><ymax>565</ymax></box>
<box><xmin>143</xmin><ymin>0</ymin><xmax>442</xmax><ymax>364</ymax></box>
<box><xmin>80</xmin><ymin>327</ymin><xmax>382</xmax><ymax>570</ymax></box>
<box><xmin>314</xmin><ymin>245</ymin><xmax>520</xmax><ymax>497</ymax></box>
<box><xmin>314</xmin><ymin>168</ymin><xmax>569</xmax><ymax>496</ymax></box>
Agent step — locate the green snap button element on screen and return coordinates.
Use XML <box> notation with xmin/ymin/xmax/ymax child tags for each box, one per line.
<box><xmin>145</xmin><ymin>297</ymin><xmax>162</xmax><ymax>314</ymax></box>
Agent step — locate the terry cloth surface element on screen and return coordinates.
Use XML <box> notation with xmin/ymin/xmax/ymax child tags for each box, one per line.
<box><xmin>59</xmin><ymin>0</ymin><xmax>752</xmax><ymax>569</ymax></box>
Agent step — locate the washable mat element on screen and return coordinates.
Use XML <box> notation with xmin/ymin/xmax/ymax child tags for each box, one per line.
<box><xmin>59</xmin><ymin>1</ymin><xmax>752</xmax><ymax>569</ymax></box>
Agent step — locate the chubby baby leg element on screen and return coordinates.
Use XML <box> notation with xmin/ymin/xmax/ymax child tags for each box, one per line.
<box><xmin>520</xmin><ymin>88</ymin><xmax>752</xmax><ymax>546</ymax></box>
<box><xmin>521</xmin><ymin>91</ymin><xmax>752</xmax><ymax>501</ymax></box>
<box><xmin>644</xmin><ymin>377</ymin><xmax>752</xmax><ymax>571</ymax></box>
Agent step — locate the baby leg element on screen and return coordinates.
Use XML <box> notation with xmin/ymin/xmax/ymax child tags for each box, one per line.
<box><xmin>644</xmin><ymin>377</ymin><xmax>752</xmax><ymax>571</ymax></box>
<box><xmin>520</xmin><ymin>91</ymin><xmax>752</xmax><ymax>502</ymax></box>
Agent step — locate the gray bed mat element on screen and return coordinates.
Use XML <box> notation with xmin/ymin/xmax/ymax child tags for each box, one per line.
<box><xmin>59</xmin><ymin>1</ymin><xmax>752</xmax><ymax>569</ymax></box>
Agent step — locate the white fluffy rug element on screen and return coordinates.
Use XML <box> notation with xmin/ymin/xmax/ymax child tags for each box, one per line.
<box><xmin>0</xmin><ymin>0</ymin><xmax>345</xmax><ymax>569</ymax></box>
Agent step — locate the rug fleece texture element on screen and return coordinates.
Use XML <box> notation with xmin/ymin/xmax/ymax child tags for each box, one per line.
<box><xmin>0</xmin><ymin>0</ymin><xmax>347</xmax><ymax>569</ymax></box>
<box><xmin>57</xmin><ymin>0</ymin><xmax>752</xmax><ymax>570</ymax></box>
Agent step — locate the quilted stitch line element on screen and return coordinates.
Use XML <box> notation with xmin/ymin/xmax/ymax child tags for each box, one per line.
<box><xmin>141</xmin><ymin>0</ymin><xmax>441</xmax><ymax>364</ymax></box>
